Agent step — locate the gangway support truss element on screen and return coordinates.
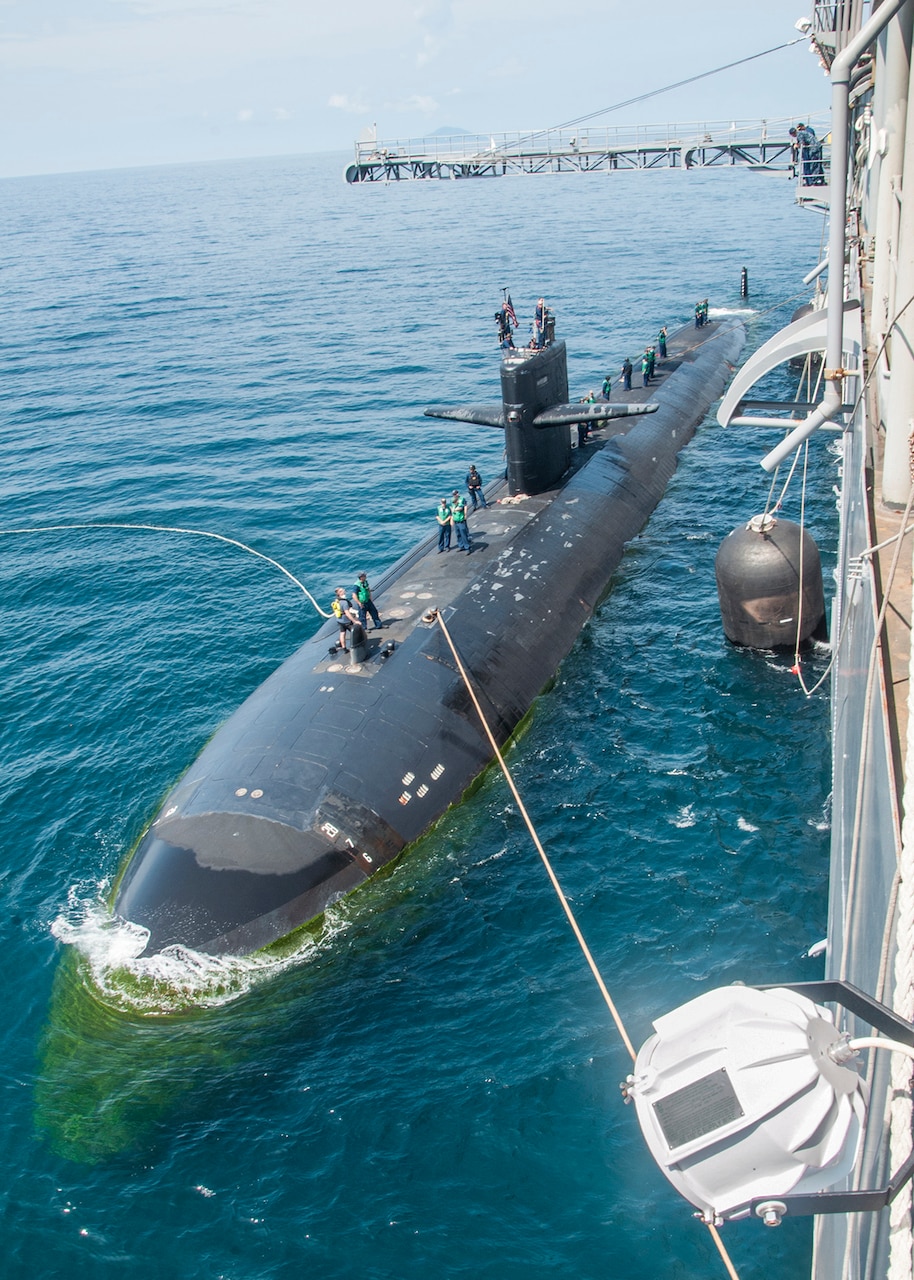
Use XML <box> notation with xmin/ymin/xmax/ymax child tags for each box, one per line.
<box><xmin>345</xmin><ymin>116</ymin><xmax>830</xmax><ymax>185</ymax></box>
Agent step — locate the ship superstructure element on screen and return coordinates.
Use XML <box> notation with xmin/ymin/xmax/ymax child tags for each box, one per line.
<box><xmin>715</xmin><ymin>4</ymin><xmax>914</xmax><ymax>1275</ymax></box>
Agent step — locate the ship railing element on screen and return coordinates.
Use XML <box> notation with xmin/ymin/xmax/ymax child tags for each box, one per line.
<box><xmin>793</xmin><ymin>146</ymin><xmax>831</xmax><ymax>206</ymax></box>
<box><xmin>811</xmin><ymin>0</ymin><xmax>867</xmax><ymax>61</ymax></box>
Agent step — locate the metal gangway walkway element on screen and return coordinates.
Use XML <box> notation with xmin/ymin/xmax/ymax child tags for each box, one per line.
<box><xmin>344</xmin><ymin>115</ymin><xmax>830</xmax><ymax>185</ymax></box>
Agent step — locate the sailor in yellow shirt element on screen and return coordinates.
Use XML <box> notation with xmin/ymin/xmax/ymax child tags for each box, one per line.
<box><xmin>330</xmin><ymin>586</ymin><xmax>359</xmax><ymax>652</ymax></box>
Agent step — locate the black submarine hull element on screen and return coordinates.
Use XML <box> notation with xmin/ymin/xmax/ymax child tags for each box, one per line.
<box><xmin>114</xmin><ymin>319</ymin><xmax>744</xmax><ymax>955</ymax></box>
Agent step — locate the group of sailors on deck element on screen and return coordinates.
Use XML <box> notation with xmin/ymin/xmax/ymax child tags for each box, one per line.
<box><xmin>330</xmin><ymin>575</ymin><xmax>383</xmax><ymax>654</ymax></box>
<box><xmin>436</xmin><ymin>466</ymin><xmax>487</xmax><ymax>553</ymax></box>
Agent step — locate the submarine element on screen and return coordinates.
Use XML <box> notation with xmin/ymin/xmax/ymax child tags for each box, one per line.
<box><xmin>113</xmin><ymin>310</ymin><xmax>745</xmax><ymax>957</ymax></box>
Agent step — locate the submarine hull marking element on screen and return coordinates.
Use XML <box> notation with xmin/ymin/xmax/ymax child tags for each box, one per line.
<box><xmin>113</xmin><ymin>320</ymin><xmax>745</xmax><ymax>955</ymax></box>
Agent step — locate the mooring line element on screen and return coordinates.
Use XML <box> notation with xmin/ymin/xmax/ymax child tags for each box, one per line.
<box><xmin>433</xmin><ymin>607</ymin><xmax>743</xmax><ymax>1280</ymax></box>
<box><xmin>0</xmin><ymin>521</ymin><xmax>333</xmax><ymax>617</ymax></box>
<box><xmin>706</xmin><ymin>1222</ymin><xmax>741</xmax><ymax>1280</ymax></box>
<box><xmin>433</xmin><ymin>608</ymin><xmax>636</xmax><ymax>1059</ymax></box>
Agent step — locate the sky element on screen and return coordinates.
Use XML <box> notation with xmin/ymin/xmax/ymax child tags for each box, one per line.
<box><xmin>0</xmin><ymin>1</ymin><xmax>832</xmax><ymax>178</ymax></box>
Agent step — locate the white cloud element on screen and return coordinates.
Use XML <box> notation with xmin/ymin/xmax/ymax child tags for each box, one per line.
<box><xmin>237</xmin><ymin>107</ymin><xmax>253</xmax><ymax>121</ymax></box>
<box><xmin>110</xmin><ymin>1</ymin><xmax>260</xmax><ymax>12</ymax></box>
<box><xmin>328</xmin><ymin>92</ymin><xmax>370</xmax><ymax>114</ymax></box>
<box><xmin>417</xmin><ymin>35</ymin><xmax>443</xmax><ymax>68</ymax></box>
<box><xmin>385</xmin><ymin>94</ymin><xmax>439</xmax><ymax>114</ymax></box>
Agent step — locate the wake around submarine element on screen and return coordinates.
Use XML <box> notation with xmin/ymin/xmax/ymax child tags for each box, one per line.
<box><xmin>113</xmin><ymin>304</ymin><xmax>745</xmax><ymax>957</ymax></box>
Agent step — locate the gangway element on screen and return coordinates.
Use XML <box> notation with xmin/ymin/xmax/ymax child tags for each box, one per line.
<box><xmin>345</xmin><ymin>115</ymin><xmax>830</xmax><ymax>186</ymax></box>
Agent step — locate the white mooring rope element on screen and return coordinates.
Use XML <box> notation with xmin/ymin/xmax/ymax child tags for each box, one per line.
<box><xmin>0</xmin><ymin>521</ymin><xmax>333</xmax><ymax>617</ymax></box>
<box><xmin>432</xmin><ymin>609</ymin><xmax>742</xmax><ymax>1280</ymax></box>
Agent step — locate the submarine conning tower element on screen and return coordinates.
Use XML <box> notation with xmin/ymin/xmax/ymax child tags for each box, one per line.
<box><xmin>501</xmin><ymin>342</ymin><xmax>571</xmax><ymax>495</ymax></box>
<box><xmin>425</xmin><ymin>335</ymin><xmax>657</xmax><ymax>496</ymax></box>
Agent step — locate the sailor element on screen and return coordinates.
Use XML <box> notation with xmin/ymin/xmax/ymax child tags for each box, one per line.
<box><xmin>695</xmin><ymin>300</ymin><xmax>703</xmax><ymax>328</ymax></box>
<box><xmin>466</xmin><ymin>464</ymin><xmax>487</xmax><ymax>510</ymax></box>
<box><xmin>647</xmin><ymin>346</ymin><xmax>656</xmax><ymax>380</ymax></box>
<box><xmin>495</xmin><ymin>306</ymin><xmax>515</xmax><ymax>349</ymax></box>
<box><xmin>331</xmin><ymin>587</ymin><xmax>359</xmax><ymax>653</ymax></box>
<box><xmin>658</xmin><ymin>326</ymin><xmax>667</xmax><ymax>359</ymax></box>
<box><xmin>534</xmin><ymin>298</ymin><xmax>546</xmax><ymax>349</ymax></box>
<box><xmin>576</xmin><ymin>394</ymin><xmax>595</xmax><ymax>446</ymax></box>
<box><xmin>701</xmin><ymin>298</ymin><xmax>709</xmax><ymax>325</ymax></box>
<box><xmin>436</xmin><ymin>497</ymin><xmax>452</xmax><ymax>552</ymax></box>
<box><xmin>795</xmin><ymin>122</ymin><xmax>825</xmax><ymax>185</ymax></box>
<box><xmin>354</xmin><ymin>572</ymin><xmax>382</xmax><ymax>630</ymax></box>
<box><xmin>641</xmin><ymin>352</ymin><xmax>651</xmax><ymax>386</ymax></box>
<box><xmin>450</xmin><ymin>490</ymin><xmax>471</xmax><ymax>552</ymax></box>
<box><xmin>620</xmin><ymin>357</ymin><xmax>633</xmax><ymax>391</ymax></box>
<box><xmin>601</xmin><ymin>373</ymin><xmax>613</xmax><ymax>399</ymax></box>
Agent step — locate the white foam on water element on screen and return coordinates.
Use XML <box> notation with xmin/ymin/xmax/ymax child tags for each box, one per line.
<box><xmin>708</xmin><ymin>306</ymin><xmax>754</xmax><ymax>317</ymax></box>
<box><xmin>737</xmin><ymin>816</ymin><xmax>759</xmax><ymax>832</ymax></box>
<box><xmin>670</xmin><ymin>805</ymin><xmax>697</xmax><ymax>828</ymax></box>
<box><xmin>50</xmin><ymin>884</ymin><xmax>330</xmax><ymax>1014</ymax></box>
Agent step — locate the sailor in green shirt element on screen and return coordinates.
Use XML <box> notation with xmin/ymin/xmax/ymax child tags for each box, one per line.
<box><xmin>436</xmin><ymin>498</ymin><xmax>452</xmax><ymax>552</ymax></box>
<box><xmin>353</xmin><ymin>571</ymin><xmax>382</xmax><ymax>630</ymax></box>
<box><xmin>450</xmin><ymin>490</ymin><xmax>471</xmax><ymax>553</ymax></box>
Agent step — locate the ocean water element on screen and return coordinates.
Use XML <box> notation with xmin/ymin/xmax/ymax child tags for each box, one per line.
<box><xmin>0</xmin><ymin>153</ymin><xmax>835</xmax><ymax>1278</ymax></box>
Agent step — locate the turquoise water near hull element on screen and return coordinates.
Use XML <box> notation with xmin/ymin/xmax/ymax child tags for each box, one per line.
<box><xmin>1</xmin><ymin>153</ymin><xmax>833</xmax><ymax>1277</ymax></box>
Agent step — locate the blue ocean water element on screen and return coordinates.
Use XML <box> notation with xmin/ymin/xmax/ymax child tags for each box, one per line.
<box><xmin>0</xmin><ymin>152</ymin><xmax>834</xmax><ymax>1278</ymax></box>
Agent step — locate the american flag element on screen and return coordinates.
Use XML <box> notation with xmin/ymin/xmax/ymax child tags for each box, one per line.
<box><xmin>503</xmin><ymin>292</ymin><xmax>517</xmax><ymax>329</ymax></box>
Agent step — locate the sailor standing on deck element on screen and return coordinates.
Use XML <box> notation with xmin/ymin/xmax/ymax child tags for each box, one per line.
<box><xmin>354</xmin><ymin>572</ymin><xmax>382</xmax><ymax>631</ymax></box>
<box><xmin>658</xmin><ymin>326</ymin><xmax>667</xmax><ymax>359</ymax></box>
<box><xmin>451</xmin><ymin>490</ymin><xmax>471</xmax><ymax>552</ymax></box>
<box><xmin>620</xmin><ymin>357</ymin><xmax>633</xmax><ymax>391</ymax></box>
<box><xmin>641</xmin><ymin>352</ymin><xmax>651</xmax><ymax>387</ymax></box>
<box><xmin>436</xmin><ymin>497</ymin><xmax>452</xmax><ymax>552</ymax></box>
<box><xmin>331</xmin><ymin>587</ymin><xmax>359</xmax><ymax>653</ymax></box>
<box><xmin>466</xmin><ymin>464</ymin><xmax>487</xmax><ymax>510</ymax></box>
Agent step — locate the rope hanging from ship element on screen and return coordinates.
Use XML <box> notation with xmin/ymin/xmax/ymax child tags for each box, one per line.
<box><xmin>0</xmin><ymin>521</ymin><xmax>334</xmax><ymax>618</ymax></box>
<box><xmin>509</xmin><ymin>39</ymin><xmax>806</xmax><ymax>152</ymax></box>
<box><xmin>429</xmin><ymin>607</ymin><xmax>743</xmax><ymax>1280</ymax></box>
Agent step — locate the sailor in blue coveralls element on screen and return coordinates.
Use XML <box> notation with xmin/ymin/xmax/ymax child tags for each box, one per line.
<box><xmin>466</xmin><ymin>465</ymin><xmax>487</xmax><ymax>509</ymax></box>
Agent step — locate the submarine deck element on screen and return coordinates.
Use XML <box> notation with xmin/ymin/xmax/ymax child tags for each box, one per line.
<box><xmin>317</xmin><ymin>318</ymin><xmax>723</xmax><ymax>679</ymax></box>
